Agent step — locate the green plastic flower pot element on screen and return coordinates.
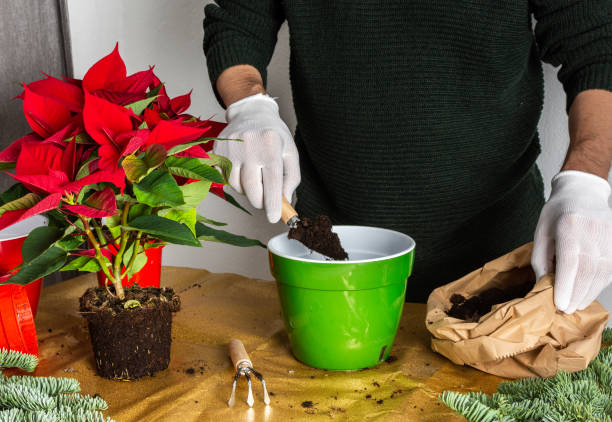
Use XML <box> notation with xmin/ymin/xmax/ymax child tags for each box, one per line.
<box><xmin>268</xmin><ymin>226</ymin><xmax>415</xmax><ymax>370</ymax></box>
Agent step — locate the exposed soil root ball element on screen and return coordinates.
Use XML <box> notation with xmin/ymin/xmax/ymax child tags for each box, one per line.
<box><xmin>80</xmin><ymin>285</ymin><xmax>181</xmax><ymax>380</ymax></box>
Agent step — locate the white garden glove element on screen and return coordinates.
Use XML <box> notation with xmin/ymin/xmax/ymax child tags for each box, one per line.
<box><xmin>214</xmin><ymin>93</ymin><xmax>300</xmax><ymax>223</ymax></box>
<box><xmin>532</xmin><ymin>170</ymin><xmax>612</xmax><ymax>314</ymax></box>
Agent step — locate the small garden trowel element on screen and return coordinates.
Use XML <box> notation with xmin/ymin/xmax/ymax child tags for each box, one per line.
<box><xmin>281</xmin><ymin>197</ymin><xmax>348</xmax><ymax>260</ymax></box>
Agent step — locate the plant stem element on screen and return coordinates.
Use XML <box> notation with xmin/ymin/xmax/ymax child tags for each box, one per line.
<box><xmin>79</xmin><ymin>216</ymin><xmax>124</xmax><ymax>299</ymax></box>
<box><xmin>93</xmin><ymin>223</ymin><xmax>107</xmax><ymax>248</ymax></box>
<box><xmin>92</xmin><ymin>219</ymin><xmax>113</xmax><ymax>247</ymax></box>
<box><xmin>120</xmin><ymin>232</ymin><xmax>142</xmax><ymax>280</ymax></box>
<box><xmin>113</xmin><ymin>202</ymin><xmax>130</xmax><ymax>284</ymax></box>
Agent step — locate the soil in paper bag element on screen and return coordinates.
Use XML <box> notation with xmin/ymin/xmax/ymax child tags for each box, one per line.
<box><xmin>446</xmin><ymin>279</ymin><xmax>535</xmax><ymax>322</ymax></box>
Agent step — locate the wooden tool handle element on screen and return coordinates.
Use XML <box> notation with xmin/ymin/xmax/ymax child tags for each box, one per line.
<box><xmin>229</xmin><ymin>339</ymin><xmax>252</xmax><ymax>370</ymax></box>
<box><xmin>281</xmin><ymin>197</ymin><xmax>298</xmax><ymax>225</ymax></box>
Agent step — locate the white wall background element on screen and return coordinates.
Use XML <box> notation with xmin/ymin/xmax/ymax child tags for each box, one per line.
<box><xmin>66</xmin><ymin>0</ymin><xmax>612</xmax><ymax>317</ymax></box>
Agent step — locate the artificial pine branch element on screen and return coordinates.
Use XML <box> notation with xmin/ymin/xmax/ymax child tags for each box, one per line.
<box><xmin>0</xmin><ymin>350</ymin><xmax>38</xmax><ymax>373</ymax></box>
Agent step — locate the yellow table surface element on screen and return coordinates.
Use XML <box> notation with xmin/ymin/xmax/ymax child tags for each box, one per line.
<box><xmin>29</xmin><ymin>267</ymin><xmax>503</xmax><ymax>421</ymax></box>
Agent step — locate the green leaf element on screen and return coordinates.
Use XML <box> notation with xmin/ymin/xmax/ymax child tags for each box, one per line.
<box><xmin>61</xmin><ymin>256</ymin><xmax>102</xmax><ymax>272</ymax></box>
<box><xmin>0</xmin><ymin>162</ymin><xmax>15</xmax><ymax>170</ymax></box>
<box><xmin>196</xmin><ymin>214</ymin><xmax>227</xmax><ymax>227</ymax></box>
<box><xmin>138</xmin><ymin>120</ymin><xmax>149</xmax><ymax>130</ymax></box>
<box><xmin>159</xmin><ymin>206</ymin><xmax>197</xmax><ymax>234</ymax></box>
<box><xmin>195</xmin><ymin>222</ymin><xmax>265</xmax><ymax>248</ymax></box>
<box><xmin>122</xmin><ymin>145</ymin><xmax>167</xmax><ymax>183</ymax></box>
<box><xmin>201</xmin><ymin>153</ymin><xmax>232</xmax><ymax>182</ymax></box>
<box><xmin>76</xmin><ymin>183</ymin><xmax>105</xmax><ymax>204</ymax></box>
<box><xmin>0</xmin><ymin>193</ymin><xmax>41</xmax><ymax>217</ymax></box>
<box><xmin>125</xmin><ymin>96</ymin><xmax>157</xmax><ymax>115</ymax></box>
<box><xmin>122</xmin><ymin>243</ymin><xmax>148</xmax><ymax>277</ymax></box>
<box><xmin>133</xmin><ymin>170</ymin><xmax>185</xmax><ymax>207</ymax></box>
<box><xmin>56</xmin><ymin>234</ymin><xmax>85</xmax><ymax>251</ymax></box>
<box><xmin>165</xmin><ymin>138</ymin><xmax>229</xmax><ymax>156</ymax></box>
<box><xmin>179</xmin><ymin>180</ymin><xmax>211</xmax><ymax>207</ymax></box>
<box><xmin>123</xmin><ymin>299</ymin><xmax>141</xmax><ymax>309</ymax></box>
<box><xmin>0</xmin><ymin>184</ymin><xmax>29</xmax><ymax>206</ymax></box>
<box><xmin>143</xmin><ymin>144</ymin><xmax>167</xmax><ymax>169</ymax></box>
<box><xmin>165</xmin><ymin>156</ymin><xmax>225</xmax><ymax>184</ymax></box>
<box><xmin>21</xmin><ymin>226</ymin><xmax>62</xmax><ymax>263</ymax></box>
<box><xmin>127</xmin><ymin>204</ymin><xmax>152</xmax><ymax>222</ymax></box>
<box><xmin>143</xmin><ymin>241</ymin><xmax>165</xmax><ymax>250</ymax></box>
<box><xmin>126</xmin><ymin>215</ymin><xmax>200</xmax><ymax>247</ymax></box>
<box><xmin>75</xmin><ymin>153</ymin><xmax>99</xmax><ymax>180</ymax></box>
<box><xmin>220</xmin><ymin>190</ymin><xmax>251</xmax><ymax>215</ymax></box>
<box><xmin>121</xmin><ymin>154</ymin><xmax>148</xmax><ymax>183</ymax></box>
<box><xmin>147</xmin><ymin>84</ymin><xmax>163</xmax><ymax>98</ymax></box>
<box><xmin>45</xmin><ymin>209</ymin><xmax>69</xmax><ymax>228</ymax></box>
<box><xmin>62</xmin><ymin>133</ymin><xmax>93</xmax><ymax>145</ymax></box>
<box><xmin>4</xmin><ymin>247</ymin><xmax>67</xmax><ymax>285</ymax></box>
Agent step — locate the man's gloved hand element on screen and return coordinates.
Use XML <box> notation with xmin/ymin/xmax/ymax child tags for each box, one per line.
<box><xmin>214</xmin><ymin>93</ymin><xmax>300</xmax><ymax>223</ymax></box>
<box><xmin>532</xmin><ymin>170</ymin><xmax>612</xmax><ymax>314</ymax></box>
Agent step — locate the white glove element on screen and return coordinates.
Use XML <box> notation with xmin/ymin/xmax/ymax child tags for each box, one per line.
<box><xmin>214</xmin><ymin>93</ymin><xmax>300</xmax><ymax>223</ymax></box>
<box><xmin>532</xmin><ymin>170</ymin><xmax>612</xmax><ymax>314</ymax></box>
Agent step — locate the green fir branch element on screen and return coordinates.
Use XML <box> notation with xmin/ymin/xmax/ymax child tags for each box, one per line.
<box><xmin>0</xmin><ymin>408</ymin><xmax>58</xmax><ymax>422</ymax></box>
<box><xmin>603</xmin><ymin>328</ymin><xmax>612</xmax><ymax>346</ymax></box>
<box><xmin>0</xmin><ymin>384</ymin><xmax>54</xmax><ymax>411</ymax></box>
<box><xmin>440</xmin><ymin>340</ymin><xmax>612</xmax><ymax>422</ymax></box>
<box><xmin>47</xmin><ymin>407</ymin><xmax>115</xmax><ymax>422</ymax></box>
<box><xmin>0</xmin><ymin>408</ymin><xmax>115</xmax><ymax>422</ymax></box>
<box><xmin>3</xmin><ymin>376</ymin><xmax>80</xmax><ymax>396</ymax></box>
<box><xmin>0</xmin><ymin>350</ymin><xmax>38</xmax><ymax>373</ymax></box>
<box><xmin>0</xmin><ymin>350</ymin><xmax>113</xmax><ymax>421</ymax></box>
<box><xmin>56</xmin><ymin>394</ymin><xmax>107</xmax><ymax>411</ymax></box>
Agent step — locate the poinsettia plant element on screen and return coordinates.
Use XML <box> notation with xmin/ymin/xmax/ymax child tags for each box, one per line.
<box><xmin>0</xmin><ymin>44</ymin><xmax>261</xmax><ymax>300</ymax></box>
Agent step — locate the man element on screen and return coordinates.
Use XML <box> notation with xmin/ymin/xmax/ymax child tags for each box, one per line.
<box><xmin>204</xmin><ymin>1</ymin><xmax>612</xmax><ymax>312</ymax></box>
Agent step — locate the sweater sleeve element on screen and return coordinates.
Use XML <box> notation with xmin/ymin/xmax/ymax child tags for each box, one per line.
<box><xmin>530</xmin><ymin>0</ymin><xmax>612</xmax><ymax>110</ymax></box>
<box><xmin>203</xmin><ymin>0</ymin><xmax>285</xmax><ymax>107</ymax></box>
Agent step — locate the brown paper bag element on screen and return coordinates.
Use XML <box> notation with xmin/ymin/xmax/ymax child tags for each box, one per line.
<box><xmin>425</xmin><ymin>242</ymin><xmax>610</xmax><ymax>378</ymax></box>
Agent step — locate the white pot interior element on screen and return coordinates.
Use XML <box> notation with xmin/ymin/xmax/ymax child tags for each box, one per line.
<box><xmin>0</xmin><ymin>215</ymin><xmax>48</xmax><ymax>241</ymax></box>
<box><xmin>268</xmin><ymin>225</ymin><xmax>415</xmax><ymax>263</ymax></box>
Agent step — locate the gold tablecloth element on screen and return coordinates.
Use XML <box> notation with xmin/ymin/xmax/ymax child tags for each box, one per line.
<box><xmin>29</xmin><ymin>267</ymin><xmax>503</xmax><ymax>421</ymax></box>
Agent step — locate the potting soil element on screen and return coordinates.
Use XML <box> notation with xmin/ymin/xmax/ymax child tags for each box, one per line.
<box><xmin>288</xmin><ymin>215</ymin><xmax>348</xmax><ymax>260</ymax></box>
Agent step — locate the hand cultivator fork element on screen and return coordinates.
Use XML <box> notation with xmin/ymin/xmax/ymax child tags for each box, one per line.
<box><xmin>227</xmin><ymin>339</ymin><xmax>270</xmax><ymax>407</ymax></box>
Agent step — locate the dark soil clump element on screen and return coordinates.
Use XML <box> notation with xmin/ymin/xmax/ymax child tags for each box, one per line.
<box><xmin>79</xmin><ymin>285</ymin><xmax>181</xmax><ymax>380</ymax></box>
<box><xmin>385</xmin><ymin>355</ymin><xmax>398</xmax><ymax>364</ymax></box>
<box><xmin>447</xmin><ymin>279</ymin><xmax>535</xmax><ymax>322</ymax></box>
<box><xmin>288</xmin><ymin>215</ymin><xmax>348</xmax><ymax>260</ymax></box>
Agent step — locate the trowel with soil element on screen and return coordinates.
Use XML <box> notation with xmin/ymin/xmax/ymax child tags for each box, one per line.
<box><xmin>281</xmin><ymin>198</ymin><xmax>348</xmax><ymax>260</ymax></box>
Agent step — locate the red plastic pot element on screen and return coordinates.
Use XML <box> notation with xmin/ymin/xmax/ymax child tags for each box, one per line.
<box><xmin>0</xmin><ymin>216</ymin><xmax>47</xmax><ymax>317</ymax></box>
<box><xmin>97</xmin><ymin>245</ymin><xmax>164</xmax><ymax>288</ymax></box>
<box><xmin>0</xmin><ymin>273</ymin><xmax>38</xmax><ymax>355</ymax></box>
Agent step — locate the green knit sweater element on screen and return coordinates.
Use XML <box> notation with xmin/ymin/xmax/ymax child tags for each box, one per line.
<box><xmin>204</xmin><ymin>1</ymin><xmax>612</xmax><ymax>301</ymax></box>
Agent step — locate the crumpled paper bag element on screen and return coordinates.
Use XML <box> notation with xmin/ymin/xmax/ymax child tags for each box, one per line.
<box><xmin>425</xmin><ymin>242</ymin><xmax>609</xmax><ymax>379</ymax></box>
